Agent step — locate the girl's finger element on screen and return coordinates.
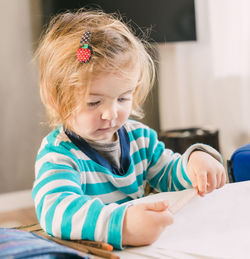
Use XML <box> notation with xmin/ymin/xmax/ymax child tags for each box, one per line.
<box><xmin>218</xmin><ymin>169</ymin><xmax>226</xmax><ymax>188</ymax></box>
<box><xmin>197</xmin><ymin>172</ymin><xmax>207</xmax><ymax>195</ymax></box>
<box><xmin>145</xmin><ymin>200</ymin><xmax>169</xmax><ymax>211</ymax></box>
<box><xmin>207</xmin><ymin>173</ymin><xmax>216</xmax><ymax>193</ymax></box>
<box><xmin>190</xmin><ymin>171</ymin><xmax>198</xmax><ymax>189</ymax></box>
<box><xmin>216</xmin><ymin>170</ymin><xmax>223</xmax><ymax>188</ymax></box>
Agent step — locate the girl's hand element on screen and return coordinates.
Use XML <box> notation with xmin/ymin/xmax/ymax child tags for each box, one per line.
<box><xmin>187</xmin><ymin>151</ymin><xmax>226</xmax><ymax>196</ymax></box>
<box><xmin>122</xmin><ymin>200</ymin><xmax>174</xmax><ymax>246</ymax></box>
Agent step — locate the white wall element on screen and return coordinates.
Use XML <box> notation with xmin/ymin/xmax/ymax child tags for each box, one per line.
<box><xmin>158</xmin><ymin>0</ymin><xmax>250</xmax><ymax>160</ymax></box>
<box><xmin>0</xmin><ymin>0</ymin><xmax>48</xmax><ymax>193</ymax></box>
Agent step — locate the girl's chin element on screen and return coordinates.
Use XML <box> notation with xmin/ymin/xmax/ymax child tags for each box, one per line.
<box><xmin>93</xmin><ymin>132</ymin><xmax>116</xmax><ymax>143</ymax></box>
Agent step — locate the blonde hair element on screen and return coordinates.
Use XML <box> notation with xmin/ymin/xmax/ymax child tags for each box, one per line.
<box><xmin>36</xmin><ymin>9</ymin><xmax>155</xmax><ymax>129</ymax></box>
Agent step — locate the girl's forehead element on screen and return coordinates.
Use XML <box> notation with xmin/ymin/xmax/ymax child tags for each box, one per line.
<box><xmin>87</xmin><ymin>70</ymin><xmax>139</xmax><ymax>96</ymax></box>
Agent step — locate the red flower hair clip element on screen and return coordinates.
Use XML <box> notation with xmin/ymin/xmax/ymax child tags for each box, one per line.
<box><xmin>76</xmin><ymin>31</ymin><xmax>92</xmax><ymax>63</ymax></box>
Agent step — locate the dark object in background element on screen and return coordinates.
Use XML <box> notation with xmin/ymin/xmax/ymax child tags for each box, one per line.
<box><xmin>41</xmin><ymin>0</ymin><xmax>196</xmax><ymax>43</ymax></box>
<box><xmin>227</xmin><ymin>143</ymin><xmax>250</xmax><ymax>183</ymax></box>
<box><xmin>159</xmin><ymin>127</ymin><xmax>220</xmax><ymax>154</ymax></box>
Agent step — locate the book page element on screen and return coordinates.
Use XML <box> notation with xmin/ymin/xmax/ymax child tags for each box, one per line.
<box><xmin>125</xmin><ymin>188</ymin><xmax>198</xmax><ymax>214</ymax></box>
<box><xmin>117</xmin><ymin>182</ymin><xmax>250</xmax><ymax>259</ymax></box>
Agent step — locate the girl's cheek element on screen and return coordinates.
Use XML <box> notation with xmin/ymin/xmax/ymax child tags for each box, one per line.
<box><xmin>121</xmin><ymin>108</ymin><xmax>131</xmax><ymax>120</ymax></box>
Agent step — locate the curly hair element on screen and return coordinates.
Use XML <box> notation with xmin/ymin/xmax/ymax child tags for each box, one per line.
<box><xmin>36</xmin><ymin>8</ymin><xmax>155</xmax><ymax>129</ymax></box>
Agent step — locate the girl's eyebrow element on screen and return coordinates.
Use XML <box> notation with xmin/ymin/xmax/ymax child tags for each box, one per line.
<box><xmin>121</xmin><ymin>89</ymin><xmax>135</xmax><ymax>95</ymax></box>
<box><xmin>89</xmin><ymin>89</ymin><xmax>135</xmax><ymax>96</ymax></box>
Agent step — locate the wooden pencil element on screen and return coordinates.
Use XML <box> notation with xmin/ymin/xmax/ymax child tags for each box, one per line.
<box><xmin>15</xmin><ymin>223</ymin><xmax>42</xmax><ymax>232</ymax></box>
<box><xmin>15</xmin><ymin>223</ymin><xmax>119</xmax><ymax>258</ymax></box>
<box><xmin>35</xmin><ymin>230</ymin><xmax>120</xmax><ymax>259</ymax></box>
<box><xmin>35</xmin><ymin>230</ymin><xmax>89</xmax><ymax>254</ymax></box>
<box><xmin>76</xmin><ymin>239</ymin><xmax>113</xmax><ymax>251</ymax></box>
<box><xmin>16</xmin><ymin>223</ymin><xmax>113</xmax><ymax>250</ymax></box>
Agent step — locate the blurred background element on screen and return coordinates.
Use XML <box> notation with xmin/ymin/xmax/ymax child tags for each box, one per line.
<box><xmin>1</xmin><ymin>0</ymin><xmax>250</xmax><ymax>196</ymax></box>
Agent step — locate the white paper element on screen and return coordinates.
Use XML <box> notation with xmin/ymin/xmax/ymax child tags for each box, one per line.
<box><xmin>124</xmin><ymin>188</ymin><xmax>198</xmax><ymax>213</ymax></box>
<box><xmin>117</xmin><ymin>182</ymin><xmax>250</xmax><ymax>259</ymax></box>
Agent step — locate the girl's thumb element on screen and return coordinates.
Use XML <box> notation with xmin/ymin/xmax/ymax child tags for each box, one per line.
<box><xmin>145</xmin><ymin>200</ymin><xmax>169</xmax><ymax>211</ymax></box>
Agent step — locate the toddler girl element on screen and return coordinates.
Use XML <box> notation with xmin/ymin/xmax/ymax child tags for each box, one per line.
<box><xmin>32</xmin><ymin>9</ymin><xmax>226</xmax><ymax>249</ymax></box>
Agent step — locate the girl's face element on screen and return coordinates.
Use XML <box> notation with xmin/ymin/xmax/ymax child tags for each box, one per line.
<box><xmin>71</xmin><ymin>69</ymin><xmax>139</xmax><ymax>143</ymax></box>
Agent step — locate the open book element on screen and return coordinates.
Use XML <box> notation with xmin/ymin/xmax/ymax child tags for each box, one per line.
<box><xmin>117</xmin><ymin>182</ymin><xmax>250</xmax><ymax>259</ymax></box>
<box><xmin>125</xmin><ymin>188</ymin><xmax>198</xmax><ymax>214</ymax></box>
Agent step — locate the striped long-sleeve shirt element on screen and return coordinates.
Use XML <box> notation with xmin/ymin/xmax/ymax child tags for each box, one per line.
<box><xmin>32</xmin><ymin>120</ymin><xmax>221</xmax><ymax>249</ymax></box>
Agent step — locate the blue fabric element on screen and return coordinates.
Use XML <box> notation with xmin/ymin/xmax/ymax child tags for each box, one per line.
<box><xmin>230</xmin><ymin>143</ymin><xmax>250</xmax><ymax>182</ymax></box>
<box><xmin>65</xmin><ymin>126</ymin><xmax>131</xmax><ymax>176</ymax></box>
<box><xmin>0</xmin><ymin>228</ymin><xmax>89</xmax><ymax>259</ymax></box>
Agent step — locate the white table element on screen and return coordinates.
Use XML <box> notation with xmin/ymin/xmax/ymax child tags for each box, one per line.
<box><xmin>116</xmin><ymin>181</ymin><xmax>250</xmax><ymax>259</ymax></box>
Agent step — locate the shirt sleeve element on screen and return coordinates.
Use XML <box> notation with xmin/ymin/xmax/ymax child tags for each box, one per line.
<box><xmin>32</xmin><ymin>140</ymin><xmax>128</xmax><ymax>250</ymax></box>
<box><xmin>145</xmin><ymin>128</ymin><xmax>223</xmax><ymax>192</ymax></box>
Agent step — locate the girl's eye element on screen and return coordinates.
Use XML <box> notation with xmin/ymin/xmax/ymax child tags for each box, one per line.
<box><xmin>87</xmin><ymin>101</ymin><xmax>100</xmax><ymax>107</ymax></box>
<box><xmin>118</xmin><ymin>97</ymin><xmax>130</xmax><ymax>102</ymax></box>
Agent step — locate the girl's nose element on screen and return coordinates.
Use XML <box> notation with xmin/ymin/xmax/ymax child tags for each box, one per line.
<box><xmin>101</xmin><ymin>104</ymin><xmax>118</xmax><ymax>121</ymax></box>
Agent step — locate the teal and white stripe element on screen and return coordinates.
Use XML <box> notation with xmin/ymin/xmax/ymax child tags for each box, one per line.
<box><xmin>32</xmin><ymin>120</ymin><xmax>221</xmax><ymax>249</ymax></box>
